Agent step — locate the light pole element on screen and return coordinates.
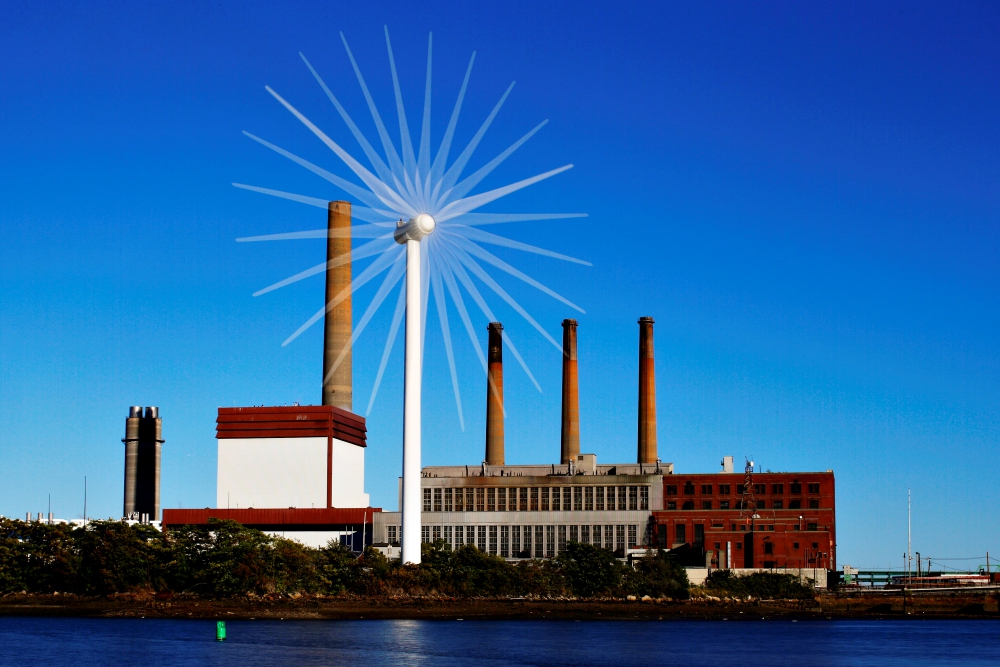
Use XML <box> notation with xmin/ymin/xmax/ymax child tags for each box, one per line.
<box><xmin>395</xmin><ymin>214</ymin><xmax>436</xmax><ymax>565</ymax></box>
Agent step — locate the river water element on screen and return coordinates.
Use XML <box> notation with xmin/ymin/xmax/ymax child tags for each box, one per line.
<box><xmin>0</xmin><ymin>617</ymin><xmax>996</xmax><ymax>666</ymax></box>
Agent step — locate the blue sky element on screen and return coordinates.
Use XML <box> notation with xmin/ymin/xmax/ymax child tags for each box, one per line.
<box><xmin>1</xmin><ymin>2</ymin><xmax>997</xmax><ymax>568</ymax></box>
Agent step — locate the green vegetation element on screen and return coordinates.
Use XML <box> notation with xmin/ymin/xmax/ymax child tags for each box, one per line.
<box><xmin>703</xmin><ymin>569</ymin><xmax>814</xmax><ymax>599</ymax></box>
<box><xmin>0</xmin><ymin>518</ymin><xmax>697</xmax><ymax>599</ymax></box>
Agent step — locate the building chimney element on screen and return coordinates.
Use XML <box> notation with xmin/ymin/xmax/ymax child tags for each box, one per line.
<box><xmin>322</xmin><ymin>200</ymin><xmax>353</xmax><ymax>410</ymax></box>
<box><xmin>485</xmin><ymin>322</ymin><xmax>505</xmax><ymax>465</ymax></box>
<box><xmin>637</xmin><ymin>317</ymin><xmax>658</xmax><ymax>464</ymax></box>
<box><xmin>560</xmin><ymin>318</ymin><xmax>580</xmax><ymax>464</ymax></box>
<box><xmin>123</xmin><ymin>406</ymin><xmax>163</xmax><ymax>520</ymax></box>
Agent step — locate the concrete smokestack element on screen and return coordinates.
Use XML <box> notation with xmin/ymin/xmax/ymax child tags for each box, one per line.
<box><xmin>637</xmin><ymin>317</ymin><xmax>658</xmax><ymax>464</ymax></box>
<box><xmin>560</xmin><ymin>318</ymin><xmax>580</xmax><ymax>464</ymax></box>
<box><xmin>123</xmin><ymin>406</ymin><xmax>163</xmax><ymax>520</ymax></box>
<box><xmin>485</xmin><ymin>322</ymin><xmax>505</xmax><ymax>465</ymax></box>
<box><xmin>322</xmin><ymin>200</ymin><xmax>353</xmax><ymax>410</ymax></box>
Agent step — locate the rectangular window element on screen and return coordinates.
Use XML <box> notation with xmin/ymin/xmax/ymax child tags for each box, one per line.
<box><xmin>628</xmin><ymin>524</ymin><xmax>637</xmax><ymax>549</ymax></box>
<box><xmin>701</xmin><ymin>484</ymin><xmax>712</xmax><ymax>495</ymax></box>
<box><xmin>585</xmin><ymin>486</ymin><xmax>594</xmax><ymax>511</ymax></box>
<box><xmin>477</xmin><ymin>525</ymin><xmax>487</xmax><ymax>551</ymax></box>
<box><xmin>667</xmin><ymin>501</ymin><xmax>677</xmax><ymax>510</ymax></box>
<box><xmin>719</xmin><ymin>500</ymin><xmax>730</xmax><ymax>510</ymax></box>
<box><xmin>772</xmin><ymin>500</ymin><xmax>783</xmax><ymax>509</ymax></box>
<box><xmin>423</xmin><ymin>488</ymin><xmax>432</xmax><ymax>512</ymax></box>
<box><xmin>628</xmin><ymin>486</ymin><xmax>638</xmax><ymax>510</ymax></box>
<box><xmin>433</xmin><ymin>488</ymin><xmax>442</xmax><ymax>512</ymax></box>
<box><xmin>694</xmin><ymin>524</ymin><xmax>704</xmax><ymax>546</ymax></box>
<box><xmin>557</xmin><ymin>525</ymin><xmax>567</xmax><ymax>554</ymax></box>
<box><xmin>546</xmin><ymin>526</ymin><xmax>555</xmax><ymax>558</ymax></box>
<box><xmin>444</xmin><ymin>526</ymin><xmax>453</xmax><ymax>549</ymax></box>
<box><xmin>676</xmin><ymin>524</ymin><xmax>687</xmax><ymax>544</ymax></box>
<box><xmin>764</xmin><ymin>541</ymin><xmax>773</xmax><ymax>555</ymax></box>
<box><xmin>512</xmin><ymin>525</ymin><xmax>520</xmax><ymax>556</ymax></box>
<box><xmin>497</xmin><ymin>488</ymin><xmax>506</xmax><ymax>512</ymax></box>
<box><xmin>563</xmin><ymin>487</ymin><xmax>572</xmax><ymax>511</ymax></box>
<box><xmin>593</xmin><ymin>525</ymin><xmax>602</xmax><ymax>548</ymax></box>
<box><xmin>640</xmin><ymin>486</ymin><xmax>649</xmax><ymax>510</ymax></box>
<box><xmin>757</xmin><ymin>500</ymin><xmax>766</xmax><ymax>509</ymax></box>
<box><xmin>569</xmin><ymin>525</ymin><xmax>578</xmax><ymax>543</ymax></box>
<box><xmin>454</xmin><ymin>525</ymin><xmax>463</xmax><ymax>545</ymax></box>
<box><xmin>432</xmin><ymin>526</ymin><xmax>441</xmax><ymax>541</ymax></box>
<box><xmin>793</xmin><ymin>541</ymin><xmax>799</xmax><ymax>550</ymax></box>
<box><xmin>421</xmin><ymin>525</ymin><xmax>430</xmax><ymax>543</ymax></box>
<box><xmin>454</xmin><ymin>489</ymin><xmax>464</xmax><ymax>512</ymax></box>
<box><xmin>665</xmin><ymin>484</ymin><xmax>678</xmax><ymax>496</ymax></box>
<box><xmin>812</xmin><ymin>542</ymin><xmax>819</xmax><ymax>549</ymax></box>
<box><xmin>530</xmin><ymin>487</ymin><xmax>539</xmax><ymax>511</ymax></box>
<box><xmin>466</xmin><ymin>489</ymin><xmax>475</xmax><ymax>512</ymax></box>
<box><xmin>500</xmin><ymin>525</ymin><xmax>509</xmax><ymax>557</ymax></box>
<box><xmin>535</xmin><ymin>526</ymin><xmax>544</xmax><ymax>558</ymax></box>
<box><xmin>702</xmin><ymin>501</ymin><xmax>712</xmax><ymax>510</ymax></box>
<box><xmin>682</xmin><ymin>501</ymin><xmax>694</xmax><ymax>510</ymax></box>
<box><xmin>809</xmin><ymin>499</ymin><xmax>819</xmax><ymax>509</ymax></box>
<box><xmin>547</xmin><ymin>487</ymin><xmax>556</xmax><ymax>511</ymax></box>
<box><xmin>737</xmin><ymin>484</ymin><xmax>745</xmax><ymax>495</ymax></box>
<box><xmin>387</xmin><ymin>525</ymin><xmax>397</xmax><ymax>544</ymax></box>
<box><xmin>807</xmin><ymin>523</ymin><xmax>818</xmax><ymax>532</ymax></box>
<box><xmin>808</xmin><ymin>483</ymin><xmax>820</xmax><ymax>494</ymax></box>
<box><xmin>683</xmin><ymin>482</ymin><xmax>695</xmax><ymax>495</ymax></box>
<box><xmin>615</xmin><ymin>525</ymin><xmax>626</xmax><ymax>553</ymax></box>
<box><xmin>772</xmin><ymin>484</ymin><xmax>783</xmax><ymax>495</ymax></box>
<box><xmin>754</xmin><ymin>484</ymin><xmax>766</xmax><ymax>495</ymax></box>
<box><xmin>790</xmin><ymin>482</ymin><xmax>802</xmax><ymax>494</ymax></box>
<box><xmin>444</xmin><ymin>488</ymin><xmax>453</xmax><ymax>512</ymax></box>
<box><xmin>605</xmin><ymin>525</ymin><xmax>615</xmax><ymax>551</ymax></box>
<box><xmin>475</xmin><ymin>488</ymin><xmax>485</xmax><ymax>512</ymax></box>
<box><xmin>618</xmin><ymin>486</ymin><xmax>628</xmax><ymax>510</ymax></box>
<box><xmin>489</xmin><ymin>525</ymin><xmax>498</xmax><ymax>554</ymax></box>
<box><xmin>581</xmin><ymin>525</ymin><xmax>590</xmax><ymax>544</ymax></box>
<box><xmin>574</xmin><ymin>486</ymin><xmax>583</xmax><ymax>511</ymax></box>
<box><xmin>789</xmin><ymin>499</ymin><xmax>801</xmax><ymax>510</ymax></box>
<box><xmin>596</xmin><ymin>487</ymin><xmax>606</xmax><ymax>511</ymax></box>
<box><xmin>519</xmin><ymin>488</ymin><xmax>528</xmax><ymax>512</ymax></box>
<box><xmin>719</xmin><ymin>484</ymin><xmax>730</xmax><ymax>495</ymax></box>
<box><xmin>487</xmin><ymin>488</ymin><xmax>496</xmax><ymax>512</ymax></box>
<box><xmin>522</xmin><ymin>526</ymin><xmax>532</xmax><ymax>557</ymax></box>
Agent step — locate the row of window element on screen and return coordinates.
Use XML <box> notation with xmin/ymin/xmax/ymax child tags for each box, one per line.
<box><xmin>386</xmin><ymin>524</ymin><xmax>640</xmax><ymax>558</ymax></box>
<box><xmin>422</xmin><ymin>486</ymin><xmax>650</xmax><ymax>513</ymax></box>
<box><xmin>666</xmin><ymin>499</ymin><xmax>822</xmax><ymax>510</ymax></box>
<box><xmin>660</xmin><ymin>522</ymin><xmax>821</xmax><ymax>542</ymax></box>
<box><xmin>666</xmin><ymin>482</ymin><xmax>822</xmax><ymax>496</ymax></box>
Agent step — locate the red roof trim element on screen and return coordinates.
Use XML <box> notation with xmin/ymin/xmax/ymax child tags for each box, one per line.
<box><xmin>216</xmin><ymin>406</ymin><xmax>367</xmax><ymax>447</ymax></box>
<box><xmin>162</xmin><ymin>507</ymin><xmax>379</xmax><ymax>528</ymax></box>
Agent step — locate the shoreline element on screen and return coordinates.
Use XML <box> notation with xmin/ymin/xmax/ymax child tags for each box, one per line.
<box><xmin>1</xmin><ymin>592</ymin><xmax>998</xmax><ymax>621</ymax></box>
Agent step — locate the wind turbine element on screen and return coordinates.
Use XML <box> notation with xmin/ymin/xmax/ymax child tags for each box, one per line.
<box><xmin>235</xmin><ymin>28</ymin><xmax>589</xmax><ymax>564</ymax></box>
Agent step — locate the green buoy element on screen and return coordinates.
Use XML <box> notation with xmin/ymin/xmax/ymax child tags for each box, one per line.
<box><xmin>216</xmin><ymin>620</ymin><xmax>226</xmax><ymax>641</ymax></box>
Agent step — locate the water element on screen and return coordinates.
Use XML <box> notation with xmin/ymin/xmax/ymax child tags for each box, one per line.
<box><xmin>0</xmin><ymin>617</ymin><xmax>996</xmax><ymax>666</ymax></box>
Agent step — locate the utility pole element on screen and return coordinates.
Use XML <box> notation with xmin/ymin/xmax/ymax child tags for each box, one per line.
<box><xmin>907</xmin><ymin>488</ymin><xmax>912</xmax><ymax>582</ymax></box>
<box><xmin>83</xmin><ymin>476</ymin><xmax>88</xmax><ymax>527</ymax></box>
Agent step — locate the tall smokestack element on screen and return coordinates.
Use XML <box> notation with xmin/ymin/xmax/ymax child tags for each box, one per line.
<box><xmin>560</xmin><ymin>318</ymin><xmax>580</xmax><ymax>464</ymax></box>
<box><xmin>637</xmin><ymin>317</ymin><xmax>658</xmax><ymax>464</ymax></box>
<box><xmin>322</xmin><ymin>200</ymin><xmax>353</xmax><ymax>410</ymax></box>
<box><xmin>123</xmin><ymin>406</ymin><xmax>163</xmax><ymax>520</ymax></box>
<box><xmin>485</xmin><ymin>322</ymin><xmax>505</xmax><ymax>465</ymax></box>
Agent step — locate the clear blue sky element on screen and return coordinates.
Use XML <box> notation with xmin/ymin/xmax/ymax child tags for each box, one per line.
<box><xmin>1</xmin><ymin>2</ymin><xmax>997</xmax><ymax>569</ymax></box>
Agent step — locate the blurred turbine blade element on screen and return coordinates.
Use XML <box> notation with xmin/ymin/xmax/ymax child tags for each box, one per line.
<box><xmin>242</xmin><ymin>131</ymin><xmax>386</xmax><ymax>210</ymax></box>
<box><xmin>431</xmin><ymin>262</ymin><xmax>465</xmax><ymax>430</ymax></box>
<box><xmin>367</xmin><ymin>283</ymin><xmax>407</xmax><ymax>416</ymax></box>
<box><xmin>431</xmin><ymin>52</ymin><xmax>475</xmax><ymax>186</ymax></box>
<box><xmin>254</xmin><ymin>237</ymin><xmax>394</xmax><ymax>296</ymax></box>
<box><xmin>232</xmin><ymin>183</ymin><xmax>327</xmax><ymax>209</ymax></box>
<box><xmin>282</xmin><ymin>246</ymin><xmax>402</xmax><ymax>346</ymax></box>
<box><xmin>299</xmin><ymin>52</ymin><xmax>396</xmax><ymax>186</ymax></box>
<box><xmin>384</xmin><ymin>27</ymin><xmax>417</xmax><ymax>178</ymax></box>
<box><xmin>418</xmin><ymin>33</ymin><xmax>433</xmax><ymax>180</ymax></box>
<box><xmin>237</xmin><ymin>225</ymin><xmax>391</xmax><ymax>242</ymax></box>
<box><xmin>450</xmin><ymin>225</ymin><xmax>591</xmax><ymax>266</ymax></box>
<box><xmin>451</xmin><ymin>212</ymin><xmax>588</xmax><ymax>227</ymax></box>
<box><xmin>448</xmin><ymin>120</ymin><xmax>547</xmax><ymax>202</ymax></box>
<box><xmin>437</xmin><ymin>164</ymin><xmax>573</xmax><ymax>221</ymax></box>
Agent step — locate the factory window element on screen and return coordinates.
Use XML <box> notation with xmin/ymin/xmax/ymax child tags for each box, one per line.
<box><xmin>811</xmin><ymin>542</ymin><xmax>819</xmax><ymax>549</ymax></box>
<box><xmin>731</xmin><ymin>523</ymin><xmax>737</xmax><ymax>531</ymax></box>
<box><xmin>809</xmin><ymin>500</ymin><xmax>820</xmax><ymax>509</ymax></box>
<box><xmin>764</xmin><ymin>541</ymin><xmax>773</xmax><ymax>555</ymax></box>
<box><xmin>500</xmin><ymin>525</ymin><xmax>509</xmax><ymax>557</ymax></box>
<box><xmin>454</xmin><ymin>525</ymin><xmax>463</xmax><ymax>546</ymax></box>
<box><xmin>628</xmin><ymin>524</ymin><xmax>637</xmax><ymax>549</ymax></box>
<box><xmin>519</xmin><ymin>488</ymin><xmax>528</xmax><ymax>512</ymax></box>
<box><xmin>548</xmin><ymin>487</ymin><xmax>557</xmax><ymax>511</ymax></box>
<box><xmin>535</xmin><ymin>526</ymin><xmax>544</xmax><ymax>558</ymax></box>
<box><xmin>719</xmin><ymin>501</ymin><xmax>730</xmax><ymax>510</ymax></box>
<box><xmin>574</xmin><ymin>486</ymin><xmax>583</xmax><ymax>511</ymax></box>
<box><xmin>387</xmin><ymin>526</ymin><xmax>398</xmax><ymax>545</ymax></box>
<box><xmin>558</xmin><ymin>525</ymin><xmax>567</xmax><ymax>554</ymax></box>
<box><xmin>476</xmin><ymin>489</ymin><xmax>485</xmax><ymax>512</ymax></box>
<box><xmin>808</xmin><ymin>483</ymin><xmax>820</xmax><ymax>494</ymax></box>
<box><xmin>585</xmin><ymin>486</ymin><xmax>594</xmax><ymax>511</ymax></box>
<box><xmin>433</xmin><ymin>526</ymin><xmax>441</xmax><ymax>541</ymax></box>
<box><xmin>444</xmin><ymin>526</ymin><xmax>452</xmax><ymax>549</ymax></box>
<box><xmin>628</xmin><ymin>486</ymin><xmax>638</xmax><ymax>511</ymax></box>
<box><xmin>511</xmin><ymin>525</ymin><xmax>521</xmax><ymax>556</ymax></box>
<box><xmin>581</xmin><ymin>525</ymin><xmax>590</xmax><ymax>544</ymax></box>
<box><xmin>737</xmin><ymin>485</ymin><xmax>745</xmax><ymax>495</ymax></box>
<box><xmin>466</xmin><ymin>488</ymin><xmax>475</xmax><ymax>512</ymax></box>
<box><xmin>736</xmin><ymin>543</ymin><xmax>742</xmax><ymax>550</ymax></box>
<box><xmin>541</xmin><ymin>487</ymin><xmax>550</xmax><ymax>512</ymax></box>
<box><xmin>605</xmin><ymin>487</ymin><xmax>615</xmax><ymax>510</ymax></box>
<box><xmin>477</xmin><ymin>525</ymin><xmax>487</xmax><ymax>551</ymax></box>
<box><xmin>594</xmin><ymin>486</ymin><xmax>605</xmax><ymax>511</ymax></box>
<box><xmin>789</xmin><ymin>500</ymin><xmax>801</xmax><ymax>510</ymax></box>
<box><xmin>546</xmin><ymin>526</ymin><xmax>555</xmax><ymax>558</ymax></box>
<box><xmin>423</xmin><ymin>489</ymin><xmax>432</xmax><ymax>512</ymax></box>
<box><xmin>714</xmin><ymin>542</ymin><xmax>722</xmax><ymax>551</ymax></box>
<box><xmin>563</xmin><ymin>487</ymin><xmax>572</xmax><ymax>511</ymax></box>
<box><xmin>740</xmin><ymin>525</ymin><xmax>746</xmax><ymax>532</ymax></box>
<box><xmin>487</xmin><ymin>488</ymin><xmax>496</xmax><ymax>512</ymax></box>
<box><xmin>434</xmin><ymin>488</ymin><xmax>442</xmax><ymax>512</ymax></box>
<box><xmin>497</xmin><ymin>488</ymin><xmax>506</xmax><ymax>512</ymax></box>
<box><xmin>593</xmin><ymin>525</ymin><xmax>602</xmax><ymax>549</ymax></box>
<box><xmin>522</xmin><ymin>526</ymin><xmax>532</xmax><ymax>557</ymax></box>
<box><xmin>694</xmin><ymin>524</ymin><xmax>704</xmax><ymax>546</ymax></box>
<box><xmin>530</xmin><ymin>488</ymin><xmax>539</xmax><ymax>512</ymax></box>
<box><xmin>489</xmin><ymin>526</ymin><xmax>498</xmax><ymax>555</ymax></box>
<box><xmin>675</xmin><ymin>524</ymin><xmax>687</xmax><ymax>544</ymax></box>
<box><xmin>712</xmin><ymin>523</ymin><xmax>723</xmax><ymax>529</ymax></box>
<box><xmin>618</xmin><ymin>486</ymin><xmax>628</xmax><ymax>510</ymax></box>
<box><xmin>793</xmin><ymin>542</ymin><xmax>799</xmax><ymax>550</ymax></box>
<box><xmin>701</xmin><ymin>484</ymin><xmax>712</xmax><ymax>495</ymax></box>
<box><xmin>569</xmin><ymin>525</ymin><xmax>578</xmax><ymax>543</ymax></box>
<box><xmin>666</xmin><ymin>485</ymin><xmax>678</xmax><ymax>496</ymax></box>
<box><xmin>615</xmin><ymin>525</ymin><xmax>626</xmax><ymax>554</ymax></box>
<box><xmin>807</xmin><ymin>523</ymin><xmax>818</xmax><ymax>532</ymax></box>
<box><xmin>754</xmin><ymin>484</ymin><xmax>766</xmax><ymax>495</ymax></box>
<box><xmin>640</xmin><ymin>486</ymin><xmax>649</xmax><ymax>510</ymax></box>
<box><xmin>682</xmin><ymin>501</ymin><xmax>694</xmax><ymax>510</ymax></box>
<box><xmin>683</xmin><ymin>482</ymin><xmax>695</xmax><ymax>495</ymax></box>
<box><xmin>757</xmin><ymin>501</ymin><xmax>766</xmax><ymax>509</ymax></box>
<box><xmin>772</xmin><ymin>484</ymin><xmax>783</xmax><ymax>494</ymax></box>
<box><xmin>719</xmin><ymin>484</ymin><xmax>730</xmax><ymax>495</ymax></box>
<box><xmin>702</xmin><ymin>501</ymin><xmax>712</xmax><ymax>510</ymax></box>
<box><xmin>773</xmin><ymin>500</ymin><xmax>783</xmax><ymax>509</ymax></box>
<box><xmin>454</xmin><ymin>489</ymin><xmax>464</xmax><ymax>512</ymax></box>
<box><xmin>421</xmin><ymin>526</ymin><xmax>430</xmax><ymax>543</ymax></box>
<box><xmin>790</xmin><ymin>483</ymin><xmax>802</xmax><ymax>494</ymax></box>
<box><xmin>444</xmin><ymin>489</ymin><xmax>453</xmax><ymax>512</ymax></box>
<box><xmin>667</xmin><ymin>501</ymin><xmax>677</xmax><ymax>510</ymax></box>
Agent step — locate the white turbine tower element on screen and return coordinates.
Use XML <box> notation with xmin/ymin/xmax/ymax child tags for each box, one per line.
<box><xmin>235</xmin><ymin>28</ymin><xmax>589</xmax><ymax>564</ymax></box>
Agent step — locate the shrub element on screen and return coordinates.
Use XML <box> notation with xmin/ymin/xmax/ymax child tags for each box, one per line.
<box><xmin>622</xmin><ymin>549</ymin><xmax>690</xmax><ymax>599</ymax></box>
<box><xmin>555</xmin><ymin>542</ymin><xmax>624</xmax><ymax>597</ymax></box>
<box><xmin>704</xmin><ymin>569</ymin><xmax>813</xmax><ymax>599</ymax></box>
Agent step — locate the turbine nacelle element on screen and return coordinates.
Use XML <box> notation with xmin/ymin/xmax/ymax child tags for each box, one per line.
<box><xmin>394</xmin><ymin>213</ymin><xmax>436</xmax><ymax>244</ymax></box>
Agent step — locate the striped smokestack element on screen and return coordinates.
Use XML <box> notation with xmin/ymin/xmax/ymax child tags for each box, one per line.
<box><xmin>560</xmin><ymin>318</ymin><xmax>580</xmax><ymax>464</ymax></box>
<box><xmin>637</xmin><ymin>316</ymin><xmax>658</xmax><ymax>464</ymax></box>
<box><xmin>322</xmin><ymin>201</ymin><xmax>353</xmax><ymax>410</ymax></box>
<box><xmin>485</xmin><ymin>322</ymin><xmax>505</xmax><ymax>465</ymax></box>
